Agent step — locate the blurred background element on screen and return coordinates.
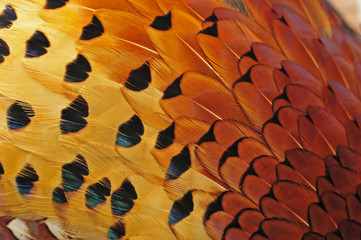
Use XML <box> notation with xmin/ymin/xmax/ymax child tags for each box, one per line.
<box><xmin>329</xmin><ymin>0</ymin><xmax>361</xmax><ymax>32</ymax></box>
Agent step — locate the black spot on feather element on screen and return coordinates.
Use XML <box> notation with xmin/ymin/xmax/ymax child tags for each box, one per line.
<box><xmin>278</xmin><ymin>65</ymin><xmax>289</xmax><ymax>77</ymax></box>
<box><xmin>60</xmin><ymin>96</ymin><xmax>89</xmax><ymax>134</ymax></box>
<box><xmin>52</xmin><ymin>187</ymin><xmax>67</xmax><ymax>204</ymax></box>
<box><xmin>151</xmin><ymin>11</ymin><xmax>172</xmax><ymax>31</ymax></box>
<box><xmin>203</xmin><ymin>192</ymin><xmax>226</xmax><ymax>222</ymax></box>
<box><xmin>242</xmin><ymin>48</ymin><xmax>257</xmax><ymax>61</ymax></box>
<box><xmin>237</xmin><ymin>67</ymin><xmax>252</xmax><ymax>83</ymax></box>
<box><xmin>86</xmin><ymin>178</ymin><xmax>111</xmax><ymax>209</ymax></box>
<box><xmin>116</xmin><ymin>115</ymin><xmax>144</xmax><ymax>148</ymax></box>
<box><xmin>166</xmin><ymin>147</ymin><xmax>191</xmax><ymax>180</ymax></box>
<box><xmin>80</xmin><ymin>16</ymin><xmax>104</xmax><ymax>40</ymax></box>
<box><xmin>44</xmin><ymin>0</ymin><xmax>69</xmax><ymax>9</ymax></box>
<box><xmin>199</xmin><ymin>22</ymin><xmax>218</xmax><ymax>37</ymax></box>
<box><xmin>111</xmin><ymin>179</ymin><xmax>138</xmax><ymax>216</ymax></box>
<box><xmin>16</xmin><ymin>164</ymin><xmax>39</xmax><ymax>195</ymax></box>
<box><xmin>7</xmin><ymin>101</ymin><xmax>35</xmax><ymax>130</ymax></box>
<box><xmin>0</xmin><ymin>162</ymin><xmax>4</xmax><ymax>175</ymax></box>
<box><xmin>62</xmin><ymin>154</ymin><xmax>89</xmax><ymax>192</ymax></box>
<box><xmin>25</xmin><ymin>31</ymin><xmax>50</xmax><ymax>58</ymax></box>
<box><xmin>0</xmin><ymin>5</ymin><xmax>17</xmax><ymax>29</ymax></box>
<box><xmin>218</xmin><ymin>139</ymin><xmax>242</xmax><ymax>168</ymax></box>
<box><xmin>0</xmin><ymin>38</ymin><xmax>10</xmax><ymax>64</ymax></box>
<box><xmin>204</xmin><ymin>13</ymin><xmax>219</xmax><ymax>23</ymax></box>
<box><xmin>108</xmin><ymin>221</ymin><xmax>126</xmax><ymax>240</ymax></box>
<box><xmin>124</xmin><ymin>62</ymin><xmax>151</xmax><ymax>91</ymax></box>
<box><xmin>64</xmin><ymin>54</ymin><xmax>91</xmax><ymax>83</ymax></box>
<box><xmin>198</xmin><ymin>123</ymin><xmax>216</xmax><ymax>144</ymax></box>
<box><xmin>169</xmin><ymin>191</ymin><xmax>194</xmax><ymax>225</ymax></box>
<box><xmin>162</xmin><ymin>74</ymin><xmax>183</xmax><ymax>99</ymax></box>
<box><xmin>278</xmin><ymin>16</ymin><xmax>288</xmax><ymax>26</ymax></box>
<box><xmin>155</xmin><ymin>122</ymin><xmax>175</xmax><ymax>149</ymax></box>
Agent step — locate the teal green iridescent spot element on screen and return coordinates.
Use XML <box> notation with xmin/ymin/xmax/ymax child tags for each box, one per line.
<box><xmin>86</xmin><ymin>178</ymin><xmax>111</xmax><ymax>209</ymax></box>
<box><xmin>115</xmin><ymin>133</ymin><xmax>139</xmax><ymax>148</ymax></box>
<box><xmin>108</xmin><ymin>222</ymin><xmax>125</xmax><ymax>240</ymax></box>
<box><xmin>86</xmin><ymin>187</ymin><xmax>105</xmax><ymax>208</ymax></box>
<box><xmin>116</xmin><ymin>115</ymin><xmax>144</xmax><ymax>148</ymax></box>
<box><xmin>62</xmin><ymin>168</ymin><xmax>84</xmax><ymax>192</ymax></box>
<box><xmin>52</xmin><ymin>187</ymin><xmax>67</xmax><ymax>204</ymax></box>
<box><xmin>111</xmin><ymin>199</ymin><xmax>133</xmax><ymax>216</ymax></box>
<box><xmin>16</xmin><ymin>164</ymin><xmax>39</xmax><ymax>195</ymax></box>
<box><xmin>169</xmin><ymin>191</ymin><xmax>194</xmax><ymax>226</ymax></box>
<box><xmin>108</xmin><ymin>228</ymin><xmax>119</xmax><ymax>240</ymax></box>
<box><xmin>111</xmin><ymin>179</ymin><xmax>137</xmax><ymax>216</ymax></box>
<box><xmin>62</xmin><ymin>155</ymin><xmax>89</xmax><ymax>192</ymax></box>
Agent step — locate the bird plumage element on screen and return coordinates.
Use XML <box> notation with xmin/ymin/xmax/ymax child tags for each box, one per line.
<box><xmin>0</xmin><ymin>0</ymin><xmax>360</xmax><ymax>239</ymax></box>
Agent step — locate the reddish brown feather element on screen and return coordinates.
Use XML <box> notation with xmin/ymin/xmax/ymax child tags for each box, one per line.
<box><xmin>250</xmin><ymin>235</ymin><xmax>268</xmax><ymax>240</ymax></box>
<box><xmin>268</xmin><ymin>0</ymin><xmax>307</xmax><ymax>21</ymax></box>
<box><xmin>252</xmin><ymin>43</ymin><xmax>285</xmax><ymax>68</ymax></box>
<box><xmin>263</xmin><ymin>122</ymin><xmax>301</xmax><ymax>160</ymax></box>
<box><xmin>321</xmin><ymin>192</ymin><xmax>347</xmax><ymax>226</ymax></box>
<box><xmin>339</xmin><ymin>220</ymin><xmax>361</xmax><ymax>240</ymax></box>
<box><xmin>224</xmin><ymin>228</ymin><xmax>250</xmax><ymax>240</ymax></box>
<box><xmin>277</xmin><ymin>164</ymin><xmax>313</xmax><ymax>188</ymax></box>
<box><xmin>285</xmin><ymin>149</ymin><xmax>325</xmax><ymax>188</ymax></box>
<box><xmin>277</xmin><ymin>6</ymin><xmax>318</xmax><ymax>38</ymax></box>
<box><xmin>281</xmin><ymin>60</ymin><xmax>323</xmax><ymax>96</ymax></box>
<box><xmin>327</xmin><ymin>233</ymin><xmax>342</xmax><ymax>240</ymax></box>
<box><xmin>323</xmin><ymin>86</ymin><xmax>350</xmax><ymax>124</ymax></box>
<box><xmin>346</xmin><ymin>194</ymin><xmax>361</xmax><ymax>223</ymax></box>
<box><xmin>316</xmin><ymin>176</ymin><xmax>340</xmax><ymax>197</ymax></box>
<box><xmin>337</xmin><ymin>146</ymin><xmax>361</xmax><ymax>174</ymax></box>
<box><xmin>242</xmin><ymin>175</ymin><xmax>271</xmax><ymax>203</ymax></box>
<box><xmin>219</xmin><ymin>138</ymin><xmax>272</xmax><ymax>191</ymax></box>
<box><xmin>233</xmin><ymin>79</ymin><xmax>274</xmax><ymax>131</ymax></box>
<box><xmin>273</xmin><ymin>68</ymin><xmax>292</xmax><ymax>93</ymax></box>
<box><xmin>222</xmin><ymin>192</ymin><xmax>258</xmax><ymax>216</ymax></box>
<box><xmin>302</xmin><ymin>232</ymin><xmax>325</xmax><ymax>240</ymax></box>
<box><xmin>285</xmin><ymin>84</ymin><xmax>324</xmax><ymax>112</ymax></box>
<box><xmin>272</xmin><ymin>98</ymin><xmax>291</xmax><ymax>113</ymax></box>
<box><xmin>273</xmin><ymin>181</ymin><xmax>317</xmax><ymax>223</ymax></box>
<box><xmin>251</xmin><ymin>64</ymin><xmax>280</xmax><ymax>101</ymax></box>
<box><xmin>329</xmin><ymin>80</ymin><xmax>361</xmax><ymax>118</ymax></box>
<box><xmin>196</xmin><ymin>121</ymin><xmax>256</xmax><ymax>179</ymax></box>
<box><xmin>346</xmin><ymin>118</ymin><xmax>361</xmax><ymax>153</ymax></box>
<box><xmin>308</xmin><ymin>203</ymin><xmax>338</xmax><ymax>235</ymax></box>
<box><xmin>276</xmin><ymin>107</ymin><xmax>303</xmax><ymax>142</ymax></box>
<box><xmin>327</xmin><ymin>165</ymin><xmax>361</xmax><ymax>197</ymax></box>
<box><xmin>238</xmin><ymin>56</ymin><xmax>258</xmax><ymax>75</ymax></box>
<box><xmin>220</xmin><ymin>156</ymin><xmax>249</xmax><ymax>191</ymax></box>
<box><xmin>198</xmin><ymin>33</ymin><xmax>241</xmax><ymax>88</ymax></box>
<box><xmin>244</xmin><ymin>0</ymin><xmax>279</xmax><ymax>31</ymax></box>
<box><xmin>216</xmin><ymin>20</ymin><xmax>253</xmax><ymax>56</ymax></box>
<box><xmin>298</xmin><ymin>114</ymin><xmax>335</xmax><ymax>157</ymax></box>
<box><xmin>237</xmin><ymin>209</ymin><xmax>264</xmax><ymax>235</ymax></box>
<box><xmin>261</xmin><ymin>219</ymin><xmax>307</xmax><ymax>240</ymax></box>
<box><xmin>160</xmin><ymin>72</ymin><xmax>249</xmax><ymax>124</ymax></box>
<box><xmin>307</xmin><ymin>106</ymin><xmax>347</xmax><ymax>151</ymax></box>
<box><xmin>273</xmin><ymin>20</ymin><xmax>322</xmax><ymax>80</ymax></box>
<box><xmin>182</xmin><ymin>0</ymin><xmax>228</xmax><ymax>18</ymax></box>
<box><xmin>206</xmin><ymin>211</ymin><xmax>234</xmax><ymax>240</ymax></box>
<box><xmin>212</xmin><ymin>8</ymin><xmax>278</xmax><ymax>49</ymax></box>
<box><xmin>252</xmin><ymin>156</ymin><xmax>278</xmax><ymax>186</ymax></box>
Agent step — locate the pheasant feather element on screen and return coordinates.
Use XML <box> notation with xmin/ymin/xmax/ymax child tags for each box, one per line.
<box><xmin>0</xmin><ymin>0</ymin><xmax>360</xmax><ymax>239</ymax></box>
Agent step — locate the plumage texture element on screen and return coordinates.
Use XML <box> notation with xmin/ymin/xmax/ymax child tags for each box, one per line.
<box><xmin>0</xmin><ymin>0</ymin><xmax>360</xmax><ymax>239</ymax></box>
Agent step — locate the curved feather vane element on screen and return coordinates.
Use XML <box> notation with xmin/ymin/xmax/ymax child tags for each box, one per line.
<box><xmin>0</xmin><ymin>0</ymin><xmax>360</xmax><ymax>239</ymax></box>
